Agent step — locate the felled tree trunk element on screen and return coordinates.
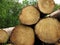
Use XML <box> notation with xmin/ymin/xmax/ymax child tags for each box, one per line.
<box><xmin>19</xmin><ymin>6</ymin><xmax>40</xmax><ymax>25</ymax></box>
<box><xmin>38</xmin><ymin>0</ymin><xmax>55</xmax><ymax>14</ymax></box>
<box><xmin>35</xmin><ymin>18</ymin><xmax>60</xmax><ymax>43</ymax></box>
<box><xmin>47</xmin><ymin>9</ymin><xmax>60</xmax><ymax>21</ymax></box>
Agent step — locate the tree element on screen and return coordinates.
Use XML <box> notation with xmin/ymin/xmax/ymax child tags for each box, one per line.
<box><xmin>54</xmin><ymin>4</ymin><xmax>60</xmax><ymax>11</ymax></box>
<box><xmin>0</xmin><ymin>0</ymin><xmax>21</xmax><ymax>28</ymax></box>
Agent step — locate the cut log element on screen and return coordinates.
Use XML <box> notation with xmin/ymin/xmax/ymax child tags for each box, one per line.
<box><xmin>3</xmin><ymin>27</ymin><xmax>15</xmax><ymax>36</ymax></box>
<box><xmin>19</xmin><ymin>6</ymin><xmax>40</xmax><ymax>25</ymax></box>
<box><xmin>38</xmin><ymin>0</ymin><xmax>55</xmax><ymax>14</ymax></box>
<box><xmin>0</xmin><ymin>29</ymin><xmax>9</xmax><ymax>43</ymax></box>
<box><xmin>35</xmin><ymin>18</ymin><xmax>60</xmax><ymax>43</ymax></box>
<box><xmin>47</xmin><ymin>9</ymin><xmax>60</xmax><ymax>21</ymax></box>
<box><xmin>10</xmin><ymin>25</ymin><xmax>34</xmax><ymax>45</ymax></box>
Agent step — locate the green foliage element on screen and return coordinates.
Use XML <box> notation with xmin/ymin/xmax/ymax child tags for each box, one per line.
<box><xmin>0</xmin><ymin>0</ymin><xmax>22</xmax><ymax>28</ymax></box>
<box><xmin>54</xmin><ymin>4</ymin><xmax>60</xmax><ymax>11</ymax></box>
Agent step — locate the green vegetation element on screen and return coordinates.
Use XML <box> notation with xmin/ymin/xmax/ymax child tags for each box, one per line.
<box><xmin>0</xmin><ymin>0</ymin><xmax>20</xmax><ymax>28</ymax></box>
<box><xmin>54</xmin><ymin>4</ymin><xmax>60</xmax><ymax>11</ymax></box>
<box><xmin>0</xmin><ymin>0</ymin><xmax>60</xmax><ymax>28</ymax></box>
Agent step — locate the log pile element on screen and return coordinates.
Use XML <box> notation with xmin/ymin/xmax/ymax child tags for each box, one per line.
<box><xmin>0</xmin><ymin>0</ymin><xmax>60</xmax><ymax>45</ymax></box>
